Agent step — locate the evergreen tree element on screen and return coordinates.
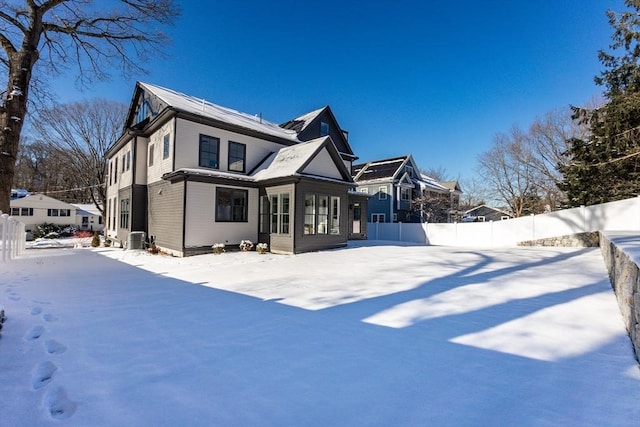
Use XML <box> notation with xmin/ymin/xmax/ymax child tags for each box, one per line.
<box><xmin>559</xmin><ymin>1</ymin><xmax>640</xmax><ymax>206</ymax></box>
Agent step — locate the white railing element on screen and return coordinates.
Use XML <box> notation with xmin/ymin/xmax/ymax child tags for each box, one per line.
<box><xmin>0</xmin><ymin>211</ymin><xmax>26</xmax><ymax>262</ymax></box>
<box><xmin>367</xmin><ymin>196</ymin><xmax>640</xmax><ymax>247</ymax></box>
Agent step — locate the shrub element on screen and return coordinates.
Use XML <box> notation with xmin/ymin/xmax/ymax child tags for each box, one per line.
<box><xmin>239</xmin><ymin>240</ymin><xmax>253</xmax><ymax>251</ymax></box>
<box><xmin>91</xmin><ymin>232</ymin><xmax>100</xmax><ymax>248</ymax></box>
<box><xmin>32</xmin><ymin>223</ymin><xmax>77</xmax><ymax>239</ymax></box>
<box><xmin>256</xmin><ymin>243</ymin><xmax>268</xmax><ymax>254</ymax></box>
<box><xmin>212</xmin><ymin>243</ymin><xmax>225</xmax><ymax>254</ymax></box>
<box><xmin>74</xmin><ymin>230</ymin><xmax>94</xmax><ymax>239</ymax></box>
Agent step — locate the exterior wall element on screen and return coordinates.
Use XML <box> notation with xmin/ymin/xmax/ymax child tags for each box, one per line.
<box><xmin>183</xmin><ymin>181</ymin><xmax>259</xmax><ymax>249</ymax></box>
<box><xmin>357</xmin><ymin>182</ymin><xmax>393</xmax><ymax>222</ymax></box>
<box><xmin>173</xmin><ymin>117</ymin><xmax>287</xmax><ymax>175</ymax></box>
<box><xmin>147</xmin><ymin>180</ymin><xmax>185</xmax><ymax>254</ymax></box>
<box><xmin>10</xmin><ymin>195</ymin><xmax>77</xmax><ymax>232</ymax></box>
<box><xmin>134</xmin><ymin>136</ymin><xmax>149</xmax><ymax>185</ymax></box>
<box><xmin>294</xmin><ymin>179</ymin><xmax>349</xmax><ymax>253</ymax></box>
<box><xmin>265</xmin><ymin>183</ymin><xmax>296</xmax><ymax>254</ymax></box>
<box><xmin>147</xmin><ymin>120</ymin><xmax>176</xmax><ymax>184</ymax></box>
<box><xmin>303</xmin><ymin>148</ymin><xmax>342</xmax><ymax>179</ymax></box>
<box><xmin>75</xmin><ymin>213</ymin><xmax>103</xmax><ymax>232</ymax></box>
<box><xmin>600</xmin><ymin>231</ymin><xmax>640</xmax><ymax>361</ymax></box>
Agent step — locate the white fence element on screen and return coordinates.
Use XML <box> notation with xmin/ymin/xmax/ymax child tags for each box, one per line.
<box><xmin>0</xmin><ymin>211</ymin><xmax>26</xmax><ymax>262</ymax></box>
<box><xmin>368</xmin><ymin>196</ymin><xmax>640</xmax><ymax>247</ymax></box>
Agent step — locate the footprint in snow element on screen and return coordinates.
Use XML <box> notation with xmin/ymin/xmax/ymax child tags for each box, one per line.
<box><xmin>32</xmin><ymin>361</ymin><xmax>57</xmax><ymax>389</ymax></box>
<box><xmin>30</xmin><ymin>306</ymin><xmax>43</xmax><ymax>315</ymax></box>
<box><xmin>24</xmin><ymin>325</ymin><xmax>45</xmax><ymax>341</ymax></box>
<box><xmin>44</xmin><ymin>339</ymin><xmax>67</xmax><ymax>355</ymax></box>
<box><xmin>43</xmin><ymin>314</ymin><xmax>58</xmax><ymax>322</ymax></box>
<box><xmin>44</xmin><ymin>386</ymin><xmax>76</xmax><ymax>420</ymax></box>
<box><xmin>8</xmin><ymin>294</ymin><xmax>20</xmax><ymax>301</ymax></box>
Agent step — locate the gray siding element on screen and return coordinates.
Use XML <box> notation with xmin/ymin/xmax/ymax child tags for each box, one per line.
<box><xmin>147</xmin><ymin>180</ymin><xmax>185</xmax><ymax>253</ymax></box>
<box><xmin>294</xmin><ymin>179</ymin><xmax>349</xmax><ymax>253</ymax></box>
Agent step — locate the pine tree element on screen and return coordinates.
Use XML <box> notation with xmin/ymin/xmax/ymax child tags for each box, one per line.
<box><xmin>559</xmin><ymin>1</ymin><xmax>640</xmax><ymax>206</ymax></box>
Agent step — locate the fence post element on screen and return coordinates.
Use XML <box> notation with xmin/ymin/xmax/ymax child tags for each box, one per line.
<box><xmin>1</xmin><ymin>213</ymin><xmax>7</xmax><ymax>262</ymax></box>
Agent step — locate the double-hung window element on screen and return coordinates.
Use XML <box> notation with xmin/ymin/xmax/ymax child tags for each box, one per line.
<box><xmin>199</xmin><ymin>135</ymin><xmax>219</xmax><ymax>169</ymax></box>
<box><xmin>401</xmin><ymin>188</ymin><xmax>411</xmax><ymax>201</ymax></box>
<box><xmin>228</xmin><ymin>141</ymin><xmax>246</xmax><ymax>172</ymax></box>
<box><xmin>304</xmin><ymin>194</ymin><xmax>316</xmax><ymax>235</ymax></box>
<box><xmin>304</xmin><ymin>194</ymin><xmax>342</xmax><ymax>235</ymax></box>
<box><xmin>163</xmin><ymin>134</ymin><xmax>170</xmax><ymax>159</ymax></box>
<box><xmin>120</xmin><ymin>199</ymin><xmax>130</xmax><ymax>229</ymax></box>
<box><xmin>216</xmin><ymin>187</ymin><xmax>248</xmax><ymax>222</ymax></box>
<box><xmin>269</xmin><ymin>193</ymin><xmax>290</xmax><ymax>234</ymax></box>
<box><xmin>378</xmin><ymin>186</ymin><xmax>387</xmax><ymax>200</ymax></box>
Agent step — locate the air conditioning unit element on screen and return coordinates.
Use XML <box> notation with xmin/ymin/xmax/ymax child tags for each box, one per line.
<box><xmin>127</xmin><ymin>231</ymin><xmax>145</xmax><ymax>250</ymax></box>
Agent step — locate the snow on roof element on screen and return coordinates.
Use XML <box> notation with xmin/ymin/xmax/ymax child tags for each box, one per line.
<box><xmin>252</xmin><ymin>137</ymin><xmax>328</xmax><ymax>181</ymax></box>
<box><xmin>285</xmin><ymin>107</ymin><xmax>325</xmax><ymax>134</ymax></box>
<box><xmin>139</xmin><ymin>82</ymin><xmax>300</xmax><ymax>142</ymax></box>
<box><xmin>71</xmin><ymin>204</ymin><xmax>102</xmax><ymax>216</ymax></box>
<box><xmin>418</xmin><ymin>173</ymin><xmax>449</xmax><ymax>191</ymax></box>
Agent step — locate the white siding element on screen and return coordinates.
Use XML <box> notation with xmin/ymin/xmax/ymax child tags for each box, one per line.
<box><xmin>10</xmin><ymin>195</ymin><xmax>77</xmax><ymax>230</ymax></box>
<box><xmin>184</xmin><ymin>181</ymin><xmax>259</xmax><ymax>247</ymax></box>
<box><xmin>147</xmin><ymin>120</ymin><xmax>175</xmax><ymax>184</ymax></box>
<box><xmin>302</xmin><ymin>147</ymin><xmax>342</xmax><ymax>179</ymax></box>
<box><xmin>174</xmin><ymin>118</ymin><xmax>287</xmax><ymax>174</ymax></box>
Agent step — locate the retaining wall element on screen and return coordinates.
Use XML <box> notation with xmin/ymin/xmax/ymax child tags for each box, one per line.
<box><xmin>600</xmin><ymin>231</ymin><xmax>640</xmax><ymax>361</ymax></box>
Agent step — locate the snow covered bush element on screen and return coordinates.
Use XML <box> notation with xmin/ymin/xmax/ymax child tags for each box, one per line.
<box><xmin>239</xmin><ymin>240</ymin><xmax>253</xmax><ymax>251</ymax></box>
<box><xmin>256</xmin><ymin>243</ymin><xmax>268</xmax><ymax>254</ymax></box>
<box><xmin>212</xmin><ymin>243</ymin><xmax>225</xmax><ymax>254</ymax></box>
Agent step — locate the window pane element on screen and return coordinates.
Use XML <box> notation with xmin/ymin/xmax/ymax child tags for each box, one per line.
<box><xmin>217</xmin><ymin>188</ymin><xmax>247</xmax><ymax>222</ymax></box>
<box><xmin>163</xmin><ymin>134</ymin><xmax>170</xmax><ymax>159</ymax></box>
<box><xmin>318</xmin><ymin>196</ymin><xmax>328</xmax><ymax>234</ymax></box>
<box><xmin>330</xmin><ymin>196</ymin><xmax>340</xmax><ymax>235</ymax></box>
<box><xmin>228</xmin><ymin>141</ymin><xmax>246</xmax><ymax>172</ymax></box>
<box><xmin>304</xmin><ymin>194</ymin><xmax>315</xmax><ymax>235</ymax></box>
<box><xmin>281</xmin><ymin>194</ymin><xmax>290</xmax><ymax>234</ymax></box>
<box><xmin>149</xmin><ymin>144</ymin><xmax>155</xmax><ymax>166</ymax></box>
<box><xmin>199</xmin><ymin>135</ymin><xmax>219</xmax><ymax>169</ymax></box>
<box><xmin>270</xmin><ymin>195</ymin><xmax>278</xmax><ymax>233</ymax></box>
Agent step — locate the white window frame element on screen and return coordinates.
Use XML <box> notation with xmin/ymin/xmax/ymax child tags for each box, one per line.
<box><xmin>371</xmin><ymin>213</ymin><xmax>385</xmax><ymax>223</ymax></box>
<box><xmin>378</xmin><ymin>186</ymin><xmax>388</xmax><ymax>200</ymax></box>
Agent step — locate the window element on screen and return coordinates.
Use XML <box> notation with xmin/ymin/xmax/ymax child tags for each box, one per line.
<box><xmin>260</xmin><ymin>196</ymin><xmax>269</xmax><ymax>234</ymax></box>
<box><xmin>99</xmin><ymin>216</ymin><xmax>103</xmax><ymax>225</ymax></box>
<box><xmin>360</xmin><ymin>187</ymin><xmax>368</xmax><ymax>194</ymax></box>
<box><xmin>401</xmin><ymin>188</ymin><xmax>411</xmax><ymax>201</ymax></box>
<box><xmin>304</xmin><ymin>194</ymin><xmax>316</xmax><ymax>235</ymax></box>
<box><xmin>477</xmin><ymin>216</ymin><xmax>486</xmax><ymax>222</ymax></box>
<box><xmin>269</xmin><ymin>193</ymin><xmax>290</xmax><ymax>234</ymax></box>
<box><xmin>406</xmin><ymin>166</ymin><xmax>414</xmax><ymax>177</ymax></box>
<box><xmin>216</xmin><ymin>187</ymin><xmax>247</xmax><ymax>222</ymax></box>
<box><xmin>393</xmin><ymin>213</ymin><xmax>398</xmax><ymax>222</ymax></box>
<box><xmin>21</xmin><ymin>208</ymin><xmax>33</xmax><ymax>216</ymax></box>
<box><xmin>372</xmin><ymin>213</ymin><xmax>385</xmax><ymax>223</ymax></box>
<box><xmin>10</xmin><ymin>208</ymin><xmax>19</xmax><ymax>216</ymax></box>
<box><xmin>106</xmin><ymin>200</ymin><xmax>110</xmax><ymax>229</ymax></box>
<box><xmin>82</xmin><ymin>216</ymin><xmax>89</xmax><ymax>226</ymax></box>
<box><xmin>378</xmin><ymin>186</ymin><xmax>387</xmax><ymax>200</ymax></box>
<box><xmin>163</xmin><ymin>133</ymin><xmax>170</xmax><ymax>159</ymax></box>
<box><xmin>304</xmin><ymin>194</ymin><xmax>341</xmax><ymax>235</ymax></box>
<box><xmin>228</xmin><ymin>141</ymin><xmax>246</xmax><ymax>172</ymax></box>
<box><xmin>330</xmin><ymin>196</ymin><xmax>340</xmax><ymax>235</ymax></box>
<box><xmin>114</xmin><ymin>158</ymin><xmax>118</xmax><ymax>183</ymax></box>
<box><xmin>47</xmin><ymin>209</ymin><xmax>71</xmax><ymax>217</ymax></box>
<box><xmin>120</xmin><ymin>199</ymin><xmax>130</xmax><ymax>229</ymax></box>
<box><xmin>109</xmin><ymin>162</ymin><xmax>113</xmax><ymax>186</ymax></box>
<box><xmin>501</xmin><ymin>216</ymin><xmax>510</xmax><ymax>221</ymax></box>
<box><xmin>149</xmin><ymin>144</ymin><xmax>155</xmax><ymax>166</ymax></box>
<box><xmin>320</xmin><ymin>121</ymin><xmax>329</xmax><ymax>136</ymax></box>
<box><xmin>317</xmin><ymin>196</ymin><xmax>329</xmax><ymax>234</ymax></box>
<box><xmin>126</xmin><ymin>151</ymin><xmax>131</xmax><ymax>171</ymax></box>
<box><xmin>199</xmin><ymin>135</ymin><xmax>219</xmax><ymax>169</ymax></box>
<box><xmin>122</xmin><ymin>154</ymin><xmax>126</xmax><ymax>172</ymax></box>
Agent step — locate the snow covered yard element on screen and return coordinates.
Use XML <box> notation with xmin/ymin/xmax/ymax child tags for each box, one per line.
<box><xmin>1</xmin><ymin>242</ymin><xmax>639</xmax><ymax>426</ymax></box>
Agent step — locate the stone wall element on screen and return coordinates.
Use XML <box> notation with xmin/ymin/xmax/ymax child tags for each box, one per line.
<box><xmin>518</xmin><ymin>232</ymin><xmax>600</xmax><ymax>247</ymax></box>
<box><xmin>600</xmin><ymin>232</ymin><xmax>640</xmax><ymax>361</ymax></box>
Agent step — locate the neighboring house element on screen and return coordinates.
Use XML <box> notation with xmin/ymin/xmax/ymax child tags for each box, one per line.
<box><xmin>105</xmin><ymin>82</ymin><xmax>362</xmax><ymax>256</ymax></box>
<box><xmin>72</xmin><ymin>203</ymin><xmax>104</xmax><ymax>232</ymax></box>
<box><xmin>9</xmin><ymin>194</ymin><xmax>77</xmax><ymax>235</ymax></box>
<box><xmin>439</xmin><ymin>180</ymin><xmax>464</xmax><ymax>223</ymax></box>
<box><xmin>463</xmin><ymin>205</ymin><xmax>513</xmax><ymax>222</ymax></box>
<box><xmin>352</xmin><ymin>155</ymin><xmax>462</xmax><ymax>223</ymax></box>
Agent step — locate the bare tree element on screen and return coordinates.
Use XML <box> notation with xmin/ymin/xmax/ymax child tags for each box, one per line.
<box><xmin>477</xmin><ymin>126</ymin><xmax>543</xmax><ymax>217</ymax></box>
<box><xmin>0</xmin><ymin>0</ymin><xmax>179</xmax><ymax>213</ymax></box>
<box><xmin>29</xmin><ymin>99</ymin><xmax>127</xmax><ymax>212</ymax></box>
<box><xmin>421</xmin><ymin>165</ymin><xmax>450</xmax><ymax>181</ymax></box>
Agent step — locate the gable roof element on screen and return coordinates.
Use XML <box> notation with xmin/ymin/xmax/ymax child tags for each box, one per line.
<box><xmin>465</xmin><ymin>204</ymin><xmax>512</xmax><ymax>217</ymax></box>
<box><xmin>440</xmin><ymin>180</ymin><xmax>462</xmax><ymax>193</ymax></box>
<box><xmin>352</xmin><ymin>155</ymin><xmax>411</xmax><ymax>182</ymax></box>
<box><xmin>134</xmin><ymin>82</ymin><xmax>300</xmax><ymax>142</ymax></box>
<box><xmin>115</xmin><ymin>82</ymin><xmax>356</xmax><ymax>160</ymax></box>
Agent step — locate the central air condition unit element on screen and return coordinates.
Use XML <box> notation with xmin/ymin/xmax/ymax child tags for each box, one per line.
<box><xmin>127</xmin><ymin>231</ymin><xmax>145</xmax><ymax>250</ymax></box>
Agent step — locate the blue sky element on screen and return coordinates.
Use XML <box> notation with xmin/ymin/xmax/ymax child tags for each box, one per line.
<box><xmin>50</xmin><ymin>0</ymin><xmax>624</xmax><ymax>182</ymax></box>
